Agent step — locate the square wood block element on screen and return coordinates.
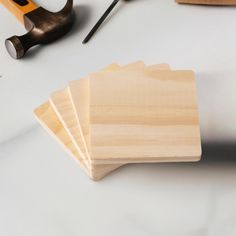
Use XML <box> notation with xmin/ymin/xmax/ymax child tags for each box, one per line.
<box><xmin>34</xmin><ymin>61</ymin><xmax>201</xmax><ymax>180</ymax></box>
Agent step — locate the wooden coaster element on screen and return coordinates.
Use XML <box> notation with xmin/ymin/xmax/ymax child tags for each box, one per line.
<box><xmin>68</xmin><ymin>61</ymin><xmax>146</xmax><ymax>155</ymax></box>
<box><xmin>89</xmin><ymin>70</ymin><xmax>201</xmax><ymax>164</ymax></box>
<box><xmin>68</xmin><ymin>62</ymin><xmax>171</xmax><ymax>167</ymax></box>
<box><xmin>34</xmin><ymin>102</ymin><xmax>121</xmax><ymax>180</ymax></box>
<box><xmin>46</xmin><ymin>61</ymin><xmax>157</xmax><ymax>178</ymax></box>
<box><xmin>34</xmin><ymin>102</ymin><xmax>89</xmax><ymax>174</ymax></box>
<box><xmin>50</xmin><ymin>64</ymin><xmax>123</xmax><ymax>179</ymax></box>
<box><xmin>50</xmin><ymin>62</ymin><xmax>169</xmax><ymax>179</ymax></box>
<box><xmin>34</xmin><ymin>61</ymin><xmax>201</xmax><ymax>180</ymax></box>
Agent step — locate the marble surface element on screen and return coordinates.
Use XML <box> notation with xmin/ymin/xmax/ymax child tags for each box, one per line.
<box><xmin>0</xmin><ymin>0</ymin><xmax>236</xmax><ymax>235</ymax></box>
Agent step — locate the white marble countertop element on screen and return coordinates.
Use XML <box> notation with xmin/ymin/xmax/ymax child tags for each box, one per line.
<box><xmin>0</xmin><ymin>0</ymin><xmax>236</xmax><ymax>235</ymax></box>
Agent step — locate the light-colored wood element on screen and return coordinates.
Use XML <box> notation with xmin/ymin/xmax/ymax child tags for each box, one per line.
<box><xmin>68</xmin><ymin>62</ymin><xmax>170</xmax><ymax>165</ymax></box>
<box><xmin>34</xmin><ymin>102</ymin><xmax>120</xmax><ymax>181</ymax></box>
<box><xmin>89</xmin><ymin>70</ymin><xmax>201</xmax><ymax>164</ymax></box>
<box><xmin>36</xmin><ymin>61</ymin><xmax>199</xmax><ymax>180</ymax></box>
<box><xmin>176</xmin><ymin>0</ymin><xmax>236</xmax><ymax>5</ymax></box>
<box><xmin>50</xmin><ymin>64</ymin><xmax>123</xmax><ymax>179</ymax></box>
<box><xmin>50</xmin><ymin>62</ymin><xmax>167</xmax><ymax>170</ymax></box>
<box><xmin>1</xmin><ymin>0</ymin><xmax>38</xmax><ymax>24</ymax></box>
<box><xmin>50</xmin><ymin>89</ymin><xmax>90</xmax><ymax>168</ymax></box>
<box><xmin>67</xmin><ymin>62</ymin><xmax>145</xmax><ymax>162</ymax></box>
<box><xmin>122</xmin><ymin>61</ymin><xmax>145</xmax><ymax>69</ymax></box>
<box><xmin>34</xmin><ymin>102</ymin><xmax>88</xmax><ymax>175</ymax></box>
<box><xmin>50</xmin><ymin>61</ymin><xmax>149</xmax><ymax>177</ymax></box>
<box><xmin>70</xmin><ymin>62</ymin><xmax>170</xmax><ymax>149</ymax></box>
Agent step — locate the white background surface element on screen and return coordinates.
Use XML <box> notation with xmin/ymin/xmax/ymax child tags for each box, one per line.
<box><xmin>0</xmin><ymin>0</ymin><xmax>236</xmax><ymax>235</ymax></box>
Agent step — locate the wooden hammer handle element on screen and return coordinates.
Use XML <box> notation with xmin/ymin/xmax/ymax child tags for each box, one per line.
<box><xmin>176</xmin><ymin>0</ymin><xmax>236</xmax><ymax>5</ymax></box>
<box><xmin>1</xmin><ymin>0</ymin><xmax>38</xmax><ymax>23</ymax></box>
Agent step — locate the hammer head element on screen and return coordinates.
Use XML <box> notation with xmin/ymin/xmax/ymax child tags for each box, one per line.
<box><xmin>5</xmin><ymin>0</ymin><xmax>75</xmax><ymax>59</ymax></box>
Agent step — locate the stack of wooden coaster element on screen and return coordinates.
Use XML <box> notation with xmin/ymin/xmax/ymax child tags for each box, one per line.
<box><xmin>34</xmin><ymin>61</ymin><xmax>202</xmax><ymax>181</ymax></box>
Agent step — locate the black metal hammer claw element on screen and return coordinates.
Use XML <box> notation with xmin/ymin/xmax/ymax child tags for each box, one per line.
<box><xmin>1</xmin><ymin>0</ymin><xmax>75</xmax><ymax>59</ymax></box>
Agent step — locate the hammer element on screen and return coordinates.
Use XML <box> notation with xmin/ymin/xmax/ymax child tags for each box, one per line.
<box><xmin>1</xmin><ymin>0</ymin><xmax>75</xmax><ymax>59</ymax></box>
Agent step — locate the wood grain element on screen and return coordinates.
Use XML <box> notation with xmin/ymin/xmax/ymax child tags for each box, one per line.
<box><xmin>34</xmin><ymin>102</ymin><xmax>120</xmax><ymax>180</ymax></box>
<box><xmin>69</xmin><ymin>62</ymin><xmax>170</xmax><ymax>165</ymax></box>
<box><xmin>176</xmin><ymin>0</ymin><xmax>236</xmax><ymax>5</ymax></box>
<box><xmin>89</xmin><ymin>70</ymin><xmax>201</xmax><ymax>164</ymax></box>
<box><xmin>36</xmin><ymin>62</ymin><xmax>196</xmax><ymax>180</ymax></box>
<box><xmin>50</xmin><ymin>64</ymin><xmax>123</xmax><ymax>179</ymax></box>
<box><xmin>34</xmin><ymin>102</ymin><xmax>89</xmax><ymax>175</ymax></box>
<box><xmin>43</xmin><ymin>62</ymin><xmax>150</xmax><ymax>178</ymax></box>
